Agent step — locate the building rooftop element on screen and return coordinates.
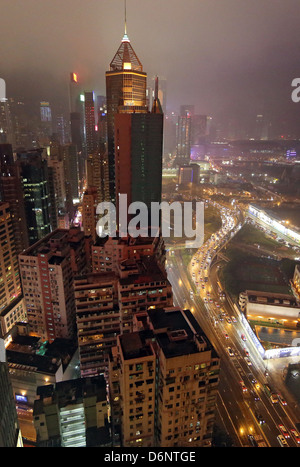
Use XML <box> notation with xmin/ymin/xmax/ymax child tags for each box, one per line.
<box><xmin>20</xmin><ymin>229</ymin><xmax>70</xmax><ymax>258</ymax></box>
<box><xmin>119</xmin><ymin>330</ymin><xmax>154</xmax><ymax>361</ymax></box>
<box><xmin>147</xmin><ymin>307</ymin><xmax>218</xmax><ymax>359</ymax></box>
<box><xmin>109</xmin><ymin>36</ymin><xmax>144</xmax><ymax>72</ymax></box>
<box><xmin>244</xmin><ymin>290</ymin><xmax>300</xmax><ymax>308</ymax></box>
<box><xmin>35</xmin><ymin>375</ymin><xmax>107</xmax><ymax>412</ymax></box>
<box><xmin>118</xmin><ymin>257</ymin><xmax>168</xmax><ymax>286</ymax></box>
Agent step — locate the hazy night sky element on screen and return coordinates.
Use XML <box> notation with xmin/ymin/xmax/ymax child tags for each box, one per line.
<box><xmin>1</xmin><ymin>0</ymin><xmax>300</xmax><ymax>134</ymax></box>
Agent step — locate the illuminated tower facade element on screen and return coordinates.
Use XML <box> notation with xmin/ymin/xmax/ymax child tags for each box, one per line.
<box><xmin>106</xmin><ymin>29</ymin><xmax>148</xmax><ymax>204</ymax></box>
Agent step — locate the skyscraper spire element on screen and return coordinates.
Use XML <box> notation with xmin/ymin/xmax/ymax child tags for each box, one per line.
<box><xmin>123</xmin><ymin>0</ymin><xmax>129</xmax><ymax>42</ymax></box>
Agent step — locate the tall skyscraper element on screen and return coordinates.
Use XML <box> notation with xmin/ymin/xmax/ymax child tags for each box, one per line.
<box><xmin>18</xmin><ymin>149</ymin><xmax>52</xmax><ymax>245</ymax></box>
<box><xmin>106</xmin><ymin>28</ymin><xmax>148</xmax><ymax>204</ymax></box>
<box><xmin>175</xmin><ymin>106</ymin><xmax>193</xmax><ymax>167</ymax></box>
<box><xmin>86</xmin><ymin>143</ymin><xmax>109</xmax><ymax>205</ymax></box>
<box><xmin>83</xmin><ymin>91</ymin><xmax>97</xmax><ymax>157</ymax></box>
<box><xmin>82</xmin><ymin>187</ymin><xmax>98</xmax><ymax>241</ymax></box>
<box><xmin>114</xmin><ymin>107</ymin><xmax>163</xmax><ymax>226</ymax></box>
<box><xmin>106</xmin><ymin>28</ymin><xmax>164</xmax><ymax>228</ymax></box>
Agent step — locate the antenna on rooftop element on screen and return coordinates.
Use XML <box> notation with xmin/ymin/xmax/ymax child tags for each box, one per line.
<box><xmin>124</xmin><ymin>0</ymin><xmax>127</xmax><ymax>36</ymax></box>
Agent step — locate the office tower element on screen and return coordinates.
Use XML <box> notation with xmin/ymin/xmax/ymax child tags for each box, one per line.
<box><xmin>151</xmin><ymin>76</ymin><xmax>167</xmax><ymax>115</ymax></box>
<box><xmin>106</xmin><ymin>30</ymin><xmax>148</xmax><ymax>204</ymax></box>
<box><xmin>114</xmin><ymin>99</ymin><xmax>164</xmax><ymax>225</ymax></box>
<box><xmin>83</xmin><ymin>91</ymin><xmax>97</xmax><ymax>157</ymax></box>
<box><xmin>47</xmin><ymin>165</ymin><xmax>59</xmax><ymax>230</ymax></box>
<box><xmin>60</xmin><ymin>143</ymin><xmax>79</xmax><ymax>213</ymax></box>
<box><xmin>164</xmin><ymin>111</ymin><xmax>178</xmax><ymax>161</ymax></box>
<box><xmin>40</xmin><ymin>101</ymin><xmax>53</xmax><ymax>139</ymax></box>
<box><xmin>86</xmin><ymin>144</ymin><xmax>109</xmax><ymax>204</ymax></box>
<box><xmin>33</xmin><ymin>375</ymin><xmax>111</xmax><ymax>447</ymax></box>
<box><xmin>0</xmin><ymin>144</ymin><xmax>29</xmax><ymax>253</ymax></box>
<box><xmin>18</xmin><ymin>149</ymin><xmax>52</xmax><ymax>245</ymax></box>
<box><xmin>56</xmin><ymin>114</ymin><xmax>69</xmax><ymax>145</ymax></box>
<box><xmin>96</xmin><ymin>95</ymin><xmax>107</xmax><ymax>145</ymax></box>
<box><xmin>82</xmin><ymin>187</ymin><xmax>98</xmax><ymax>241</ymax></box>
<box><xmin>175</xmin><ymin>106</ymin><xmax>193</xmax><ymax>166</ymax></box>
<box><xmin>109</xmin><ymin>307</ymin><xmax>220</xmax><ymax>447</ymax></box>
<box><xmin>40</xmin><ymin>101</ymin><xmax>52</xmax><ymax>123</ymax></box>
<box><xmin>70</xmin><ymin>112</ymin><xmax>83</xmax><ymax>151</ymax></box>
<box><xmin>0</xmin><ymin>362</ymin><xmax>23</xmax><ymax>447</ymax></box>
<box><xmin>191</xmin><ymin>115</ymin><xmax>209</xmax><ymax>145</ymax></box>
<box><xmin>19</xmin><ymin>230</ymin><xmax>77</xmax><ymax>343</ymax></box>
<box><xmin>70</xmin><ymin>111</ymin><xmax>84</xmax><ymax>183</ymax></box>
<box><xmin>0</xmin><ymin>203</ymin><xmax>22</xmax><ymax>313</ymax></box>
<box><xmin>48</xmin><ymin>143</ymin><xmax>67</xmax><ymax>212</ymax></box>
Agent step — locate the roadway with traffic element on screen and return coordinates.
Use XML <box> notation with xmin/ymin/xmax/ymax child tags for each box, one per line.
<box><xmin>166</xmin><ymin>201</ymin><xmax>300</xmax><ymax>447</ymax></box>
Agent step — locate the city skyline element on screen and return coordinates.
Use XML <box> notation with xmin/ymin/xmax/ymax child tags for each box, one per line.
<box><xmin>2</xmin><ymin>0</ymin><xmax>300</xmax><ymax>451</ymax></box>
<box><xmin>1</xmin><ymin>0</ymin><xmax>300</xmax><ymax>136</ymax></box>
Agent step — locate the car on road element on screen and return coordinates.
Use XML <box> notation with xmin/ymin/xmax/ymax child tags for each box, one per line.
<box><xmin>255</xmin><ymin>411</ymin><xmax>265</xmax><ymax>424</ymax></box>
<box><xmin>250</xmin><ymin>389</ymin><xmax>260</xmax><ymax>401</ymax></box>
<box><xmin>277</xmin><ymin>434</ymin><xmax>288</xmax><ymax>447</ymax></box>
<box><xmin>278</xmin><ymin>424</ymin><xmax>290</xmax><ymax>439</ymax></box>
<box><xmin>270</xmin><ymin>393</ymin><xmax>279</xmax><ymax>404</ymax></box>
<box><xmin>226</xmin><ymin>317</ymin><xmax>232</xmax><ymax>324</ymax></box>
<box><xmin>278</xmin><ymin>394</ymin><xmax>287</xmax><ymax>406</ymax></box>
<box><xmin>227</xmin><ymin>347</ymin><xmax>234</xmax><ymax>357</ymax></box>
<box><xmin>231</xmin><ymin>316</ymin><xmax>237</xmax><ymax>323</ymax></box>
<box><xmin>290</xmin><ymin>429</ymin><xmax>300</xmax><ymax>444</ymax></box>
<box><xmin>224</xmin><ymin>332</ymin><xmax>229</xmax><ymax>339</ymax></box>
<box><xmin>241</xmin><ymin>334</ymin><xmax>246</xmax><ymax>341</ymax></box>
<box><xmin>243</xmin><ymin>348</ymin><xmax>249</xmax><ymax>356</ymax></box>
<box><xmin>244</xmin><ymin>357</ymin><xmax>252</xmax><ymax>366</ymax></box>
<box><xmin>239</xmin><ymin>380</ymin><xmax>247</xmax><ymax>392</ymax></box>
<box><xmin>248</xmin><ymin>373</ymin><xmax>257</xmax><ymax>384</ymax></box>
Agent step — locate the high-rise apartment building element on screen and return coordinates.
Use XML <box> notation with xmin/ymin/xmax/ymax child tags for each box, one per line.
<box><xmin>19</xmin><ymin>230</ymin><xmax>77</xmax><ymax>343</ymax></box>
<box><xmin>92</xmin><ymin>234</ymin><xmax>166</xmax><ymax>274</ymax></box>
<box><xmin>74</xmin><ymin>256</ymin><xmax>172</xmax><ymax>378</ymax></box>
<box><xmin>0</xmin><ymin>144</ymin><xmax>29</xmax><ymax>254</ymax></box>
<box><xmin>117</xmin><ymin>257</ymin><xmax>173</xmax><ymax>334</ymax></box>
<box><xmin>0</xmin><ymin>203</ymin><xmax>22</xmax><ymax>312</ymax></box>
<box><xmin>86</xmin><ymin>143</ymin><xmax>109</xmax><ymax>204</ymax></box>
<box><xmin>74</xmin><ymin>271</ymin><xmax>119</xmax><ymax>378</ymax></box>
<box><xmin>82</xmin><ymin>187</ymin><xmax>98</xmax><ymax>242</ymax></box>
<box><xmin>0</xmin><ymin>202</ymin><xmax>26</xmax><ymax>340</ymax></box>
<box><xmin>109</xmin><ymin>307</ymin><xmax>220</xmax><ymax>447</ymax></box>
